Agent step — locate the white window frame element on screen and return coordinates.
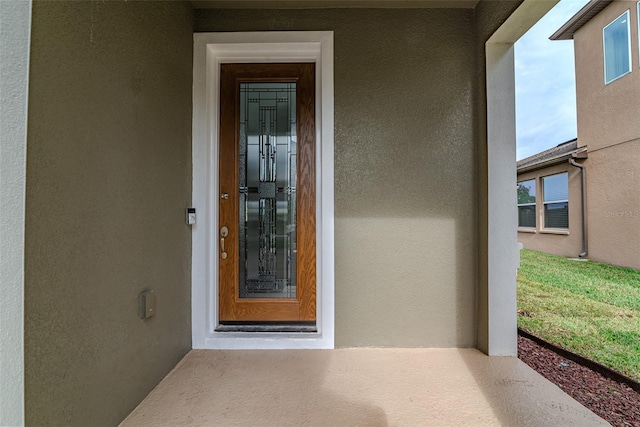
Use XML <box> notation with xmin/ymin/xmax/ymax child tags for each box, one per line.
<box><xmin>517</xmin><ymin>179</ymin><xmax>537</xmax><ymax>229</ymax></box>
<box><xmin>542</xmin><ymin>172</ymin><xmax>569</xmax><ymax>230</ymax></box>
<box><xmin>637</xmin><ymin>2</ymin><xmax>640</xmax><ymax>65</ymax></box>
<box><xmin>191</xmin><ymin>32</ymin><xmax>335</xmax><ymax>349</ymax></box>
<box><xmin>602</xmin><ymin>10</ymin><xmax>632</xmax><ymax>84</ymax></box>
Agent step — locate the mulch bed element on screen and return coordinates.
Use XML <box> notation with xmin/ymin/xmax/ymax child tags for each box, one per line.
<box><xmin>518</xmin><ymin>334</ymin><xmax>640</xmax><ymax>426</ymax></box>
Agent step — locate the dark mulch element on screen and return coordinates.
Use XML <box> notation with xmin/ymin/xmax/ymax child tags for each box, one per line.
<box><xmin>518</xmin><ymin>335</ymin><xmax>640</xmax><ymax>426</ymax></box>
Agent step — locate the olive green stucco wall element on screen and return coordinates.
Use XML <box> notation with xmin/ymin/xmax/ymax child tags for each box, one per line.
<box><xmin>24</xmin><ymin>1</ymin><xmax>193</xmax><ymax>425</ymax></box>
<box><xmin>196</xmin><ymin>8</ymin><xmax>480</xmax><ymax>347</ymax></box>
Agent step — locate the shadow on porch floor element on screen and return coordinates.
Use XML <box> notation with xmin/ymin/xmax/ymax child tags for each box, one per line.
<box><xmin>121</xmin><ymin>348</ymin><xmax>606</xmax><ymax>426</ymax></box>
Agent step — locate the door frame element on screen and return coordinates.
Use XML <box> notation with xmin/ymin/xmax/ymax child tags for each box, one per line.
<box><xmin>192</xmin><ymin>32</ymin><xmax>335</xmax><ymax>349</ymax></box>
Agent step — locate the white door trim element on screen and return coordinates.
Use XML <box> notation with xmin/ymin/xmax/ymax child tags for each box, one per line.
<box><xmin>191</xmin><ymin>32</ymin><xmax>335</xmax><ymax>349</ymax></box>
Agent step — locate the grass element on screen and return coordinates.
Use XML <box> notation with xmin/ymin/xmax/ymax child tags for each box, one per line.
<box><xmin>517</xmin><ymin>249</ymin><xmax>640</xmax><ymax>382</ymax></box>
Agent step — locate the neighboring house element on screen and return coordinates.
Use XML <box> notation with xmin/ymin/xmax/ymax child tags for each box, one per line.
<box><xmin>517</xmin><ymin>139</ymin><xmax>588</xmax><ymax>258</ymax></box>
<box><xmin>1</xmin><ymin>0</ymin><xmax>576</xmax><ymax>425</ymax></box>
<box><xmin>517</xmin><ymin>0</ymin><xmax>640</xmax><ymax>270</ymax></box>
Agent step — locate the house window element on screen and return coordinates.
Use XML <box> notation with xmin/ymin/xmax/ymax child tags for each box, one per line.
<box><xmin>517</xmin><ymin>179</ymin><xmax>536</xmax><ymax>228</ymax></box>
<box><xmin>603</xmin><ymin>10</ymin><xmax>632</xmax><ymax>84</ymax></box>
<box><xmin>543</xmin><ymin>173</ymin><xmax>569</xmax><ymax>229</ymax></box>
<box><xmin>638</xmin><ymin>3</ymin><xmax>640</xmax><ymax>64</ymax></box>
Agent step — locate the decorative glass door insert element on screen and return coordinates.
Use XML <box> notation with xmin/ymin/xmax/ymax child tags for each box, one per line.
<box><xmin>218</xmin><ymin>64</ymin><xmax>316</xmax><ymax>323</ymax></box>
<box><xmin>239</xmin><ymin>82</ymin><xmax>297</xmax><ymax>299</ymax></box>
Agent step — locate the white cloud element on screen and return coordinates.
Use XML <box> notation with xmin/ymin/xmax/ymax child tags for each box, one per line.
<box><xmin>515</xmin><ymin>0</ymin><xmax>590</xmax><ymax>160</ymax></box>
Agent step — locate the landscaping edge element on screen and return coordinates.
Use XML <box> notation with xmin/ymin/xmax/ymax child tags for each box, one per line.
<box><xmin>517</xmin><ymin>328</ymin><xmax>640</xmax><ymax>393</ymax></box>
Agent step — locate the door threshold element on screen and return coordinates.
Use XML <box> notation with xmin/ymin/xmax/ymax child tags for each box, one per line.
<box><xmin>215</xmin><ymin>324</ymin><xmax>318</xmax><ymax>333</ymax></box>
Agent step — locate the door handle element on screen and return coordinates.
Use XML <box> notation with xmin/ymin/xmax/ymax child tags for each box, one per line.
<box><xmin>220</xmin><ymin>226</ymin><xmax>229</xmax><ymax>260</ymax></box>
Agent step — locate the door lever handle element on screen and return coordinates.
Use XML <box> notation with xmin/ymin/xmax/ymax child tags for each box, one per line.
<box><xmin>220</xmin><ymin>226</ymin><xmax>229</xmax><ymax>260</ymax></box>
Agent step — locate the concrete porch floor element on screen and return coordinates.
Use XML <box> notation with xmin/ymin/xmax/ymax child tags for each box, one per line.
<box><xmin>121</xmin><ymin>349</ymin><xmax>607</xmax><ymax>426</ymax></box>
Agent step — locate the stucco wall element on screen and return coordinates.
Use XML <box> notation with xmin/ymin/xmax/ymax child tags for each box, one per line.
<box><xmin>574</xmin><ymin>0</ymin><xmax>640</xmax><ymax>152</ymax></box>
<box><xmin>24</xmin><ymin>2</ymin><xmax>193</xmax><ymax>425</ymax></box>
<box><xmin>573</xmin><ymin>0</ymin><xmax>640</xmax><ymax>269</ymax></box>
<box><xmin>584</xmin><ymin>144</ymin><xmax>640</xmax><ymax>269</ymax></box>
<box><xmin>196</xmin><ymin>8</ymin><xmax>478</xmax><ymax>347</ymax></box>
<box><xmin>517</xmin><ymin>163</ymin><xmax>584</xmax><ymax>258</ymax></box>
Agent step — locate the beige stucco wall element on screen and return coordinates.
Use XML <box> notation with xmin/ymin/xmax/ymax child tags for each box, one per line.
<box><xmin>573</xmin><ymin>0</ymin><xmax>640</xmax><ymax>269</ymax></box>
<box><xmin>24</xmin><ymin>2</ymin><xmax>194</xmax><ymax>425</ymax></box>
<box><xmin>196</xmin><ymin>8</ymin><xmax>480</xmax><ymax>347</ymax></box>
<box><xmin>583</xmin><ymin>144</ymin><xmax>640</xmax><ymax>269</ymax></box>
<box><xmin>517</xmin><ymin>163</ymin><xmax>584</xmax><ymax>258</ymax></box>
<box><xmin>574</xmin><ymin>0</ymin><xmax>640</xmax><ymax>152</ymax></box>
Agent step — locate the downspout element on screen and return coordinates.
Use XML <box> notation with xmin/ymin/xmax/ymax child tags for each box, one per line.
<box><xmin>569</xmin><ymin>155</ymin><xmax>588</xmax><ymax>258</ymax></box>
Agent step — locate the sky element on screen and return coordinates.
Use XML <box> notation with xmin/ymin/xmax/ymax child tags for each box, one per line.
<box><xmin>515</xmin><ymin>0</ymin><xmax>591</xmax><ymax>160</ymax></box>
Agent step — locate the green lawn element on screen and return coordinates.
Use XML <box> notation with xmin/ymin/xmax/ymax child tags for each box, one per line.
<box><xmin>517</xmin><ymin>249</ymin><xmax>640</xmax><ymax>382</ymax></box>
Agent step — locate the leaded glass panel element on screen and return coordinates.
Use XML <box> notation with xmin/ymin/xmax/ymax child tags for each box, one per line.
<box><xmin>239</xmin><ymin>82</ymin><xmax>297</xmax><ymax>299</ymax></box>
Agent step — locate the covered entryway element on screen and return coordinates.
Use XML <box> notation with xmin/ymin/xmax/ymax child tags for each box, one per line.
<box><xmin>3</xmin><ymin>0</ymin><xmax>608</xmax><ymax>425</ymax></box>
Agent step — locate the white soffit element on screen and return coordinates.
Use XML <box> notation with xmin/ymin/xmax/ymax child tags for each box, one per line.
<box><xmin>192</xmin><ymin>0</ymin><xmax>479</xmax><ymax>9</ymax></box>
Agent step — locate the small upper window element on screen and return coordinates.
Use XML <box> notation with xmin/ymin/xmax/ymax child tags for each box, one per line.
<box><xmin>543</xmin><ymin>173</ymin><xmax>569</xmax><ymax>229</ymax></box>
<box><xmin>517</xmin><ymin>179</ymin><xmax>536</xmax><ymax>228</ymax></box>
<box><xmin>603</xmin><ymin>10</ymin><xmax>632</xmax><ymax>84</ymax></box>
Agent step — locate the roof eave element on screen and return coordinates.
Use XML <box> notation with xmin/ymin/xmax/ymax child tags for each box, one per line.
<box><xmin>517</xmin><ymin>147</ymin><xmax>587</xmax><ymax>174</ymax></box>
<box><xmin>549</xmin><ymin>0</ymin><xmax>613</xmax><ymax>41</ymax></box>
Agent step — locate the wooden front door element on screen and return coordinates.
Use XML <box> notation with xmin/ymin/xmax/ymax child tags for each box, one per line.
<box><xmin>218</xmin><ymin>63</ymin><xmax>316</xmax><ymax>323</ymax></box>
